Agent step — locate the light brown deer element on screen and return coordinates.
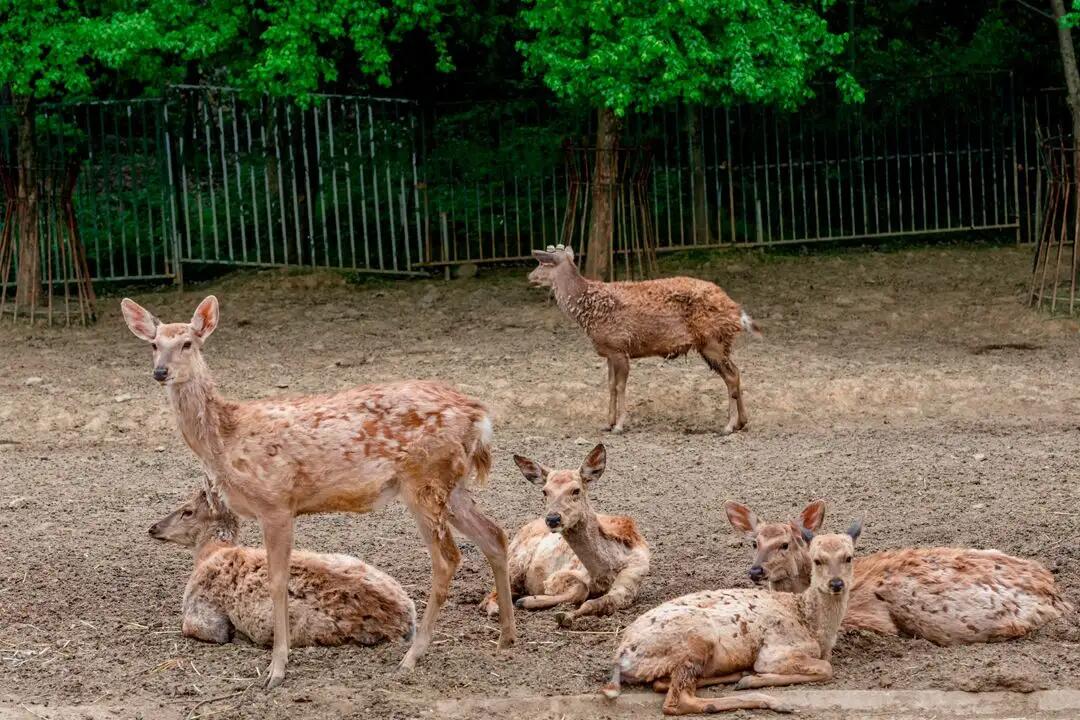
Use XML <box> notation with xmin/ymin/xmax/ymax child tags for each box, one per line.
<box><xmin>528</xmin><ymin>244</ymin><xmax>760</xmax><ymax>434</ymax></box>
<box><xmin>725</xmin><ymin>500</ymin><xmax>1071</xmax><ymax>645</ymax></box>
<box><xmin>602</xmin><ymin>523</ymin><xmax>863</xmax><ymax>715</ymax></box>
<box><xmin>479</xmin><ymin>443</ymin><xmax>649</xmax><ymax>627</ymax></box>
<box><xmin>121</xmin><ymin>296</ymin><xmax>515</xmax><ymax>688</ymax></box>
<box><xmin>150</xmin><ymin>488</ymin><xmax>416</xmax><ymax>647</ymax></box>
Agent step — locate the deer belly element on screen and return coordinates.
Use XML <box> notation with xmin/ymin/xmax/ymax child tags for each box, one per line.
<box><xmin>524</xmin><ymin>533</ymin><xmax>582</xmax><ymax>595</ymax></box>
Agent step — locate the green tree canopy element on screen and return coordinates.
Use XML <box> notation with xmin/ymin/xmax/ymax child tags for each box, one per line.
<box><xmin>517</xmin><ymin>0</ymin><xmax>862</xmax><ymax>116</ymax></box>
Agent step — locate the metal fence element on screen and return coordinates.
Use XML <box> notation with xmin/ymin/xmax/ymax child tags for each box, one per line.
<box><xmin>0</xmin><ymin>74</ymin><xmax>1049</xmax><ymax>286</ymax></box>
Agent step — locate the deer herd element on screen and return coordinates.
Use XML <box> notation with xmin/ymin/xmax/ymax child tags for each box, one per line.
<box><xmin>122</xmin><ymin>243</ymin><xmax>1072</xmax><ymax>715</ymax></box>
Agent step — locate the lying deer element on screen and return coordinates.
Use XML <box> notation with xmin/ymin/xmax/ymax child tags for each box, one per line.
<box><xmin>149</xmin><ymin>489</ymin><xmax>416</xmax><ymax>647</ymax></box>
<box><xmin>725</xmin><ymin>500</ymin><xmax>1071</xmax><ymax>645</ymax></box>
<box><xmin>602</xmin><ymin>523</ymin><xmax>863</xmax><ymax>715</ymax></box>
<box><xmin>480</xmin><ymin>443</ymin><xmax>649</xmax><ymax>627</ymax></box>
<box><xmin>121</xmin><ymin>296</ymin><xmax>515</xmax><ymax>687</ymax></box>
<box><xmin>528</xmin><ymin>244</ymin><xmax>760</xmax><ymax>434</ymax></box>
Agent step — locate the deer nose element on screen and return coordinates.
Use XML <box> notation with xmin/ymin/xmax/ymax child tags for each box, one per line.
<box><xmin>148</xmin><ymin>523</ymin><xmax>159</xmax><ymax>537</ymax></box>
<box><xmin>153</xmin><ymin>367</ymin><xmax>168</xmax><ymax>382</ymax></box>
<box><xmin>545</xmin><ymin>513</ymin><xmax>562</xmax><ymax>529</ymax></box>
<box><xmin>828</xmin><ymin>578</ymin><xmax>845</xmax><ymax>593</ymax></box>
<box><xmin>749</xmin><ymin>565</ymin><xmax>766</xmax><ymax>582</ymax></box>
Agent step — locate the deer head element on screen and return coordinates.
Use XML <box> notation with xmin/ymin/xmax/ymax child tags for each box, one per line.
<box><xmin>513</xmin><ymin>443</ymin><xmax>606</xmax><ymax>533</ymax></box>
<box><xmin>802</xmin><ymin>520</ymin><xmax>862</xmax><ymax>596</ymax></box>
<box><xmin>149</xmin><ymin>488</ymin><xmax>238</xmax><ymax>548</ymax></box>
<box><xmin>725</xmin><ymin>499</ymin><xmax>826</xmax><ymax>588</ymax></box>
<box><xmin>121</xmin><ymin>296</ymin><xmax>219</xmax><ymax>385</ymax></box>
<box><xmin>528</xmin><ymin>244</ymin><xmax>576</xmax><ymax>288</ymax></box>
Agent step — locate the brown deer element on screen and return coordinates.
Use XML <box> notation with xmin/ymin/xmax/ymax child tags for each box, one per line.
<box><xmin>479</xmin><ymin>443</ymin><xmax>649</xmax><ymax>627</ymax></box>
<box><xmin>602</xmin><ymin>523</ymin><xmax>863</xmax><ymax>715</ymax></box>
<box><xmin>121</xmin><ymin>296</ymin><xmax>515</xmax><ymax>688</ymax></box>
<box><xmin>150</xmin><ymin>488</ymin><xmax>416</xmax><ymax>648</ymax></box>
<box><xmin>725</xmin><ymin>500</ymin><xmax>1071</xmax><ymax>645</ymax></box>
<box><xmin>528</xmin><ymin>244</ymin><xmax>760</xmax><ymax>434</ymax></box>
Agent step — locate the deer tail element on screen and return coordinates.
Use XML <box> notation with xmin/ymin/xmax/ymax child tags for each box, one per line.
<box><xmin>467</xmin><ymin>412</ymin><xmax>494</xmax><ymax>487</ymax></box>
<box><xmin>740</xmin><ymin>308</ymin><xmax>763</xmax><ymax>339</ymax></box>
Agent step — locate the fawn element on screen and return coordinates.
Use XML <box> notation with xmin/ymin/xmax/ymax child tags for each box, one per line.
<box><xmin>528</xmin><ymin>244</ymin><xmax>760</xmax><ymax>434</ymax></box>
<box><xmin>480</xmin><ymin>443</ymin><xmax>649</xmax><ymax>627</ymax></box>
<box><xmin>150</xmin><ymin>488</ymin><xmax>416</xmax><ymax>647</ymax></box>
<box><xmin>603</xmin><ymin>523</ymin><xmax>863</xmax><ymax>715</ymax></box>
<box><xmin>121</xmin><ymin>296</ymin><xmax>515</xmax><ymax>687</ymax></box>
<box><xmin>726</xmin><ymin>500</ymin><xmax>1071</xmax><ymax>645</ymax></box>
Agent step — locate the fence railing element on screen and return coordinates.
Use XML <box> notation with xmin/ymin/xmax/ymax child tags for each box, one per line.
<box><xmin>0</xmin><ymin>74</ymin><xmax>1054</xmax><ymax>287</ymax></box>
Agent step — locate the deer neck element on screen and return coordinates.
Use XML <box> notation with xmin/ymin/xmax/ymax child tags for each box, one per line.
<box><xmin>551</xmin><ymin>264</ymin><xmax>597</xmax><ymax>328</ymax></box>
<box><xmin>796</xmin><ymin>585</ymin><xmax>850</xmax><ymax>659</ymax></box>
<box><xmin>193</xmin><ymin>522</ymin><xmax>239</xmax><ymax>564</ymax></box>
<box><xmin>777</xmin><ymin>548</ymin><xmax>813</xmax><ymax>593</ymax></box>
<box><xmin>166</xmin><ymin>359</ymin><xmax>231</xmax><ymax>465</ymax></box>
<box><xmin>561</xmin><ymin>509</ymin><xmax>613</xmax><ymax>582</ymax></box>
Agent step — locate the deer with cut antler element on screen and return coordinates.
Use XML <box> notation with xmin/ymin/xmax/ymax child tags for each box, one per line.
<box><xmin>529</xmin><ymin>244</ymin><xmax>760</xmax><ymax>434</ymax></box>
<box><xmin>121</xmin><ymin>296</ymin><xmax>516</xmax><ymax>688</ymax></box>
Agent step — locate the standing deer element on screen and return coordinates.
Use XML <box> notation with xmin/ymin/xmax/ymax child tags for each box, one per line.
<box><xmin>121</xmin><ymin>296</ymin><xmax>515</xmax><ymax>687</ymax></box>
<box><xmin>602</xmin><ymin>524</ymin><xmax>863</xmax><ymax>715</ymax></box>
<box><xmin>725</xmin><ymin>500</ymin><xmax>1071</xmax><ymax>645</ymax></box>
<box><xmin>150</xmin><ymin>488</ymin><xmax>416</xmax><ymax>648</ymax></box>
<box><xmin>528</xmin><ymin>244</ymin><xmax>760</xmax><ymax>434</ymax></box>
<box><xmin>480</xmin><ymin>443</ymin><xmax>649</xmax><ymax>627</ymax></box>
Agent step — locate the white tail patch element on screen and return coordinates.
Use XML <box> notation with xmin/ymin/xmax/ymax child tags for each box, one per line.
<box><xmin>740</xmin><ymin>309</ymin><xmax>762</xmax><ymax>339</ymax></box>
<box><xmin>475</xmin><ymin>414</ymin><xmax>493</xmax><ymax>447</ymax></box>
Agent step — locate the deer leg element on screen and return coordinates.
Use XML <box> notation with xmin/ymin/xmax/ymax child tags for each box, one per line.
<box><xmin>521</xmin><ymin>570</ymin><xmax>589</xmax><ymax>612</ymax></box>
<box><xmin>260</xmin><ymin>514</ymin><xmax>294</xmax><ymax>690</ymax></box>
<box><xmin>447</xmin><ymin>486</ymin><xmax>516</xmax><ymax>649</ymax></box>
<box><xmin>651</xmin><ymin>673</ymin><xmax>746</xmax><ymax>693</ymax></box>
<box><xmin>700</xmin><ymin>342</ymin><xmax>747</xmax><ymax>434</ymax></box>
<box><xmin>181</xmin><ymin>593</ymin><xmax>234</xmax><ymax>645</ymax></box>
<box><xmin>610</xmin><ymin>354</ymin><xmax>630</xmax><ymax>433</ymax></box>
<box><xmin>661</xmin><ymin>660</ymin><xmax>791</xmax><ymax>715</ymax></box>
<box><xmin>605</xmin><ymin>357</ymin><xmax>618</xmax><ymax>430</ymax></box>
<box><xmin>400</xmin><ymin>517</ymin><xmax>461</xmax><ymax>670</ymax></box>
<box><xmin>736</xmin><ymin>653</ymin><xmax>832</xmax><ymax>690</ymax></box>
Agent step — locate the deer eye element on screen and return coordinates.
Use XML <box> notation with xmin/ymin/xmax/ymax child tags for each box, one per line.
<box><xmin>780</xmin><ymin>543</ymin><xmax>789</xmax><ymax>551</ymax></box>
<box><xmin>814</xmin><ymin>559</ymin><xmax>824</xmax><ymax>566</ymax></box>
<box><xmin>183</xmin><ymin>341</ymin><xmax>192</xmax><ymax>350</ymax></box>
<box><xmin>750</xmin><ymin>540</ymin><xmax>757</xmax><ymax>549</ymax></box>
<box><xmin>572</xmin><ymin>488</ymin><xmax>581</xmax><ymax>497</ymax></box>
<box><xmin>845</xmin><ymin>556</ymin><xmax>853</xmax><ymax>563</ymax></box>
<box><xmin>181</xmin><ymin>509</ymin><xmax>193</xmax><ymax>518</ymax></box>
<box><xmin>151</xmin><ymin>343</ymin><xmax>158</xmax><ymax>351</ymax></box>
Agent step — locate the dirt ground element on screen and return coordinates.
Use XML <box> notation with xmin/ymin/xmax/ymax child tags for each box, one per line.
<box><xmin>2</xmin><ymin>243</ymin><xmax>1080</xmax><ymax>719</ymax></box>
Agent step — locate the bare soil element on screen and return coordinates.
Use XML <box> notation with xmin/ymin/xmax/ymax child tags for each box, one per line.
<box><xmin>2</xmin><ymin>244</ymin><xmax>1079</xmax><ymax>719</ymax></box>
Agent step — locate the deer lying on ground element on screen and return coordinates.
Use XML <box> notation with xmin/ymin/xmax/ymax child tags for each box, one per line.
<box><xmin>725</xmin><ymin>500</ymin><xmax>1071</xmax><ymax>645</ymax></box>
<box><xmin>602</xmin><ymin>522</ymin><xmax>863</xmax><ymax>715</ymax></box>
<box><xmin>480</xmin><ymin>443</ymin><xmax>649</xmax><ymax>627</ymax></box>
<box><xmin>121</xmin><ymin>296</ymin><xmax>515</xmax><ymax>688</ymax></box>
<box><xmin>528</xmin><ymin>244</ymin><xmax>760</xmax><ymax>434</ymax></box>
<box><xmin>149</xmin><ymin>489</ymin><xmax>416</xmax><ymax>647</ymax></box>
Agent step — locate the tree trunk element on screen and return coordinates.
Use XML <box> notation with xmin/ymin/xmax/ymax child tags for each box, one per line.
<box><xmin>585</xmin><ymin>107</ymin><xmax>619</xmax><ymax>280</ymax></box>
<box><xmin>14</xmin><ymin>97</ymin><xmax>41</xmax><ymax>311</ymax></box>
<box><xmin>1052</xmin><ymin>0</ymin><xmax>1080</xmax><ymax>182</ymax></box>
<box><xmin>687</xmin><ymin>105</ymin><xmax>713</xmax><ymax>246</ymax></box>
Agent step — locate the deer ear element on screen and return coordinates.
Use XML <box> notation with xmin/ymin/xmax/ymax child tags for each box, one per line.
<box><xmin>513</xmin><ymin>455</ymin><xmax>549</xmax><ymax>486</ymax></box>
<box><xmin>846</xmin><ymin>518</ymin><xmax>863</xmax><ymax>544</ymax></box>
<box><xmin>563</xmin><ymin>246</ymin><xmax>575</xmax><ymax>262</ymax></box>
<box><xmin>121</xmin><ymin>298</ymin><xmax>159</xmax><ymax>342</ymax></box>
<box><xmin>532</xmin><ymin>250</ymin><xmax>557</xmax><ymax>266</ymax></box>
<box><xmin>724</xmin><ymin>501</ymin><xmax>758</xmax><ymax>536</ymax></box>
<box><xmin>800</xmin><ymin>526</ymin><xmax>816</xmax><ymax>544</ymax></box>
<box><xmin>580</xmin><ymin>443</ymin><xmax>606</xmax><ymax>483</ymax></box>
<box><xmin>800</xmin><ymin>499</ymin><xmax>826</xmax><ymax>533</ymax></box>
<box><xmin>191</xmin><ymin>296</ymin><xmax>219</xmax><ymax>339</ymax></box>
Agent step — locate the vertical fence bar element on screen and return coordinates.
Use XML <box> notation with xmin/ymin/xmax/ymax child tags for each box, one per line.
<box><xmin>216</xmin><ymin>104</ymin><xmax>234</xmax><ymax>261</ymax></box>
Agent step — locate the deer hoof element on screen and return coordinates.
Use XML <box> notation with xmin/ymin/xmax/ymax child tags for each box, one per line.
<box><xmin>497</xmin><ymin>629</ymin><xmax>516</xmax><ymax>649</ymax></box>
<box><xmin>264</xmin><ymin>665</ymin><xmax>286</xmax><ymax>690</ymax></box>
<box><xmin>554</xmin><ymin>611</ymin><xmax>574</xmax><ymax>628</ymax></box>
